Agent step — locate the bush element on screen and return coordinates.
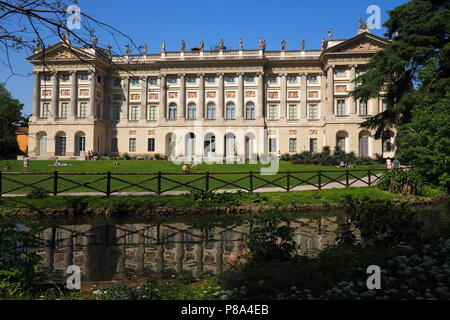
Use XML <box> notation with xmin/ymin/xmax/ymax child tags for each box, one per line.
<box><xmin>26</xmin><ymin>187</ymin><xmax>50</xmax><ymax>199</ymax></box>
<box><xmin>289</xmin><ymin>146</ymin><xmax>377</xmax><ymax>166</ymax></box>
<box><xmin>377</xmin><ymin>168</ymin><xmax>425</xmax><ymax>196</ymax></box>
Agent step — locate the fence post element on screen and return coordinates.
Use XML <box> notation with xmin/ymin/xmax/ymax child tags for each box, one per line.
<box><xmin>286</xmin><ymin>171</ymin><xmax>290</xmax><ymax>191</ymax></box>
<box><xmin>346</xmin><ymin>169</ymin><xmax>349</xmax><ymax>187</ymax></box>
<box><xmin>368</xmin><ymin>169</ymin><xmax>372</xmax><ymax>186</ymax></box>
<box><xmin>53</xmin><ymin>171</ymin><xmax>58</xmax><ymax>196</ymax></box>
<box><xmin>106</xmin><ymin>171</ymin><xmax>111</xmax><ymax>196</ymax></box>
<box><xmin>157</xmin><ymin>171</ymin><xmax>162</xmax><ymax>195</ymax></box>
<box><xmin>205</xmin><ymin>171</ymin><xmax>210</xmax><ymax>192</ymax></box>
<box><xmin>318</xmin><ymin>171</ymin><xmax>322</xmax><ymax>190</ymax></box>
<box><xmin>0</xmin><ymin>171</ymin><xmax>2</xmax><ymax>197</ymax></box>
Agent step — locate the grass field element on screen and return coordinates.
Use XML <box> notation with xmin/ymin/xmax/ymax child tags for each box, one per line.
<box><xmin>0</xmin><ymin>160</ymin><xmax>386</xmax><ymax>195</ymax></box>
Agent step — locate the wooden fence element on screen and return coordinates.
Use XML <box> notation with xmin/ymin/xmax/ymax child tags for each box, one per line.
<box><xmin>0</xmin><ymin>169</ymin><xmax>388</xmax><ymax>197</ymax></box>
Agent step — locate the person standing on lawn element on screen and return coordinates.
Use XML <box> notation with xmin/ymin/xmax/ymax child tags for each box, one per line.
<box><xmin>23</xmin><ymin>156</ymin><xmax>30</xmax><ymax>171</ymax></box>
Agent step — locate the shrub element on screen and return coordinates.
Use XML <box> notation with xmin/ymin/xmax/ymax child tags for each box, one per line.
<box><xmin>377</xmin><ymin>168</ymin><xmax>425</xmax><ymax>196</ymax></box>
<box><xmin>26</xmin><ymin>187</ymin><xmax>50</xmax><ymax>199</ymax></box>
<box><xmin>289</xmin><ymin>146</ymin><xmax>377</xmax><ymax>166</ymax></box>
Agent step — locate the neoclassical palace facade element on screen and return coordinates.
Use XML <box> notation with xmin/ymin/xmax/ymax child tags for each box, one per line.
<box><xmin>27</xmin><ymin>28</ymin><xmax>396</xmax><ymax>161</ymax></box>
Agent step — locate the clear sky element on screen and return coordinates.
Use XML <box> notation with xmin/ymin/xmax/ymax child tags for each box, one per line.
<box><xmin>1</xmin><ymin>0</ymin><xmax>409</xmax><ymax>116</ymax></box>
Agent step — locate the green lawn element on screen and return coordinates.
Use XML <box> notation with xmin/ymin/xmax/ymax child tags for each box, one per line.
<box><xmin>0</xmin><ymin>160</ymin><xmax>385</xmax><ymax>195</ymax></box>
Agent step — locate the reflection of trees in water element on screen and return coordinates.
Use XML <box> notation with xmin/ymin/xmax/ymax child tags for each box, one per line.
<box><xmin>35</xmin><ymin>218</ymin><xmax>338</xmax><ymax>282</ymax></box>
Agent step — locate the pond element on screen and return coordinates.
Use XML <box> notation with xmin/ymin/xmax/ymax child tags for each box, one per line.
<box><xmin>4</xmin><ymin>200</ymin><xmax>450</xmax><ymax>284</ymax></box>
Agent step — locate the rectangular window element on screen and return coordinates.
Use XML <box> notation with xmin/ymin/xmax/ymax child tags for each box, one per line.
<box><xmin>383</xmin><ymin>137</ymin><xmax>393</xmax><ymax>152</ymax></box>
<box><xmin>60</xmin><ymin>103</ymin><xmax>68</xmax><ymax>118</ymax></box>
<box><xmin>43</xmin><ymin>73</ymin><xmax>51</xmax><ymax>81</ymax></box>
<box><xmin>113</xmin><ymin>106</ymin><xmax>121</xmax><ymax>121</ymax></box>
<box><xmin>268</xmin><ymin>105</ymin><xmax>278</xmax><ymax>120</ymax></box>
<box><xmin>310</xmin><ymin>138</ymin><xmax>318</xmax><ymax>153</ymax></box>
<box><xmin>130</xmin><ymin>78</ymin><xmax>140</xmax><ymax>86</ymax></box>
<box><xmin>61</xmin><ymin>73</ymin><xmax>70</xmax><ymax>82</ymax></box>
<box><xmin>186</xmin><ymin>76</ymin><xmax>197</xmax><ymax>83</ymax></box>
<box><xmin>308</xmin><ymin>75</ymin><xmax>318</xmax><ymax>83</ymax></box>
<box><xmin>308</xmin><ymin>104</ymin><xmax>318</xmax><ymax>120</ymax></box>
<box><xmin>147</xmin><ymin>106</ymin><xmax>157</xmax><ymax>121</ymax></box>
<box><xmin>289</xmin><ymin>138</ymin><xmax>297</xmax><ymax>153</ymax></box>
<box><xmin>267</xmin><ymin>76</ymin><xmax>277</xmax><ymax>84</ymax></box>
<box><xmin>149</xmin><ymin>78</ymin><xmax>158</xmax><ymax>86</ymax></box>
<box><xmin>111</xmin><ymin>138</ymin><xmax>118</xmax><ymax>153</ymax></box>
<box><xmin>167</xmin><ymin>76</ymin><xmax>177</xmax><ymax>84</ymax></box>
<box><xmin>269</xmin><ymin>138</ymin><xmax>277</xmax><ymax>153</ymax></box>
<box><xmin>78</xmin><ymin>102</ymin><xmax>87</xmax><ymax>118</ymax></box>
<box><xmin>288</xmin><ymin>104</ymin><xmax>297</xmax><ymax>120</ymax></box>
<box><xmin>148</xmin><ymin>138</ymin><xmax>155</xmax><ymax>152</ymax></box>
<box><xmin>244</xmin><ymin>75</ymin><xmax>255</xmax><ymax>83</ymax></box>
<box><xmin>79</xmin><ymin>73</ymin><xmax>89</xmax><ymax>81</ymax></box>
<box><xmin>130</xmin><ymin>106</ymin><xmax>139</xmax><ymax>121</ymax></box>
<box><xmin>129</xmin><ymin>138</ymin><xmax>136</xmax><ymax>152</ymax></box>
<box><xmin>225</xmin><ymin>75</ymin><xmax>235</xmax><ymax>83</ymax></box>
<box><xmin>288</xmin><ymin>76</ymin><xmax>297</xmax><ymax>84</ymax></box>
<box><xmin>41</xmin><ymin>103</ymin><xmax>50</xmax><ymax>118</ymax></box>
<box><xmin>206</xmin><ymin>76</ymin><xmax>216</xmax><ymax>83</ymax></box>
<box><xmin>334</xmin><ymin>68</ymin><xmax>347</xmax><ymax>77</ymax></box>
<box><xmin>359</xmin><ymin>101</ymin><xmax>368</xmax><ymax>115</ymax></box>
<box><xmin>337</xmin><ymin>100</ymin><xmax>346</xmax><ymax>116</ymax></box>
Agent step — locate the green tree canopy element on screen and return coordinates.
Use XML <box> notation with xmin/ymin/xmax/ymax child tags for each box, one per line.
<box><xmin>0</xmin><ymin>83</ymin><xmax>24</xmax><ymax>158</ymax></box>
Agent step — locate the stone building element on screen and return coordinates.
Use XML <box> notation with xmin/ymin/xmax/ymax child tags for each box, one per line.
<box><xmin>27</xmin><ymin>25</ymin><xmax>396</xmax><ymax>161</ymax></box>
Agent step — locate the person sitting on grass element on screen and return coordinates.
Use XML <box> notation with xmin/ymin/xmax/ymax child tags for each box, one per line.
<box><xmin>182</xmin><ymin>164</ymin><xmax>190</xmax><ymax>174</ymax></box>
<box><xmin>4</xmin><ymin>163</ymin><xmax>11</xmax><ymax>172</ymax></box>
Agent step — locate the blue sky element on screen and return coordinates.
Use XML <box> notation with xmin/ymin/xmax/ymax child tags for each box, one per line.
<box><xmin>1</xmin><ymin>0</ymin><xmax>408</xmax><ymax>116</ymax></box>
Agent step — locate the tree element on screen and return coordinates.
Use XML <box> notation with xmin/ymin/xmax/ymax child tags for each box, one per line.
<box><xmin>350</xmin><ymin>0</ymin><xmax>450</xmax><ymax>138</ymax></box>
<box><xmin>0</xmin><ymin>82</ymin><xmax>23</xmax><ymax>158</ymax></box>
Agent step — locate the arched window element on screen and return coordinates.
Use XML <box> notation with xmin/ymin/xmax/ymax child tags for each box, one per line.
<box><xmin>226</xmin><ymin>102</ymin><xmax>235</xmax><ymax>120</ymax></box>
<box><xmin>168</xmin><ymin>103</ymin><xmax>177</xmax><ymax>120</ymax></box>
<box><xmin>187</xmin><ymin>102</ymin><xmax>196</xmax><ymax>120</ymax></box>
<box><xmin>206</xmin><ymin>102</ymin><xmax>216</xmax><ymax>119</ymax></box>
<box><xmin>245</xmin><ymin>102</ymin><xmax>255</xmax><ymax>120</ymax></box>
<box><xmin>382</xmin><ymin>131</ymin><xmax>394</xmax><ymax>153</ymax></box>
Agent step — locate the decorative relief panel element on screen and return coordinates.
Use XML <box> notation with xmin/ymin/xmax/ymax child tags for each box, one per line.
<box><xmin>289</xmin><ymin>130</ymin><xmax>297</xmax><ymax>135</ymax></box>
<box><xmin>148</xmin><ymin>130</ymin><xmax>156</xmax><ymax>135</ymax></box>
<box><xmin>187</xmin><ymin>92</ymin><xmax>197</xmax><ymax>98</ymax></box>
<box><xmin>287</xmin><ymin>91</ymin><xmax>299</xmax><ymax>99</ymax></box>
<box><xmin>309</xmin><ymin>130</ymin><xmax>318</xmax><ymax>135</ymax></box>
<box><xmin>79</xmin><ymin>89</ymin><xmax>89</xmax><ymax>96</ymax></box>
<box><xmin>245</xmin><ymin>91</ymin><xmax>256</xmax><ymax>98</ymax></box>
<box><xmin>308</xmin><ymin>91</ymin><xmax>319</xmax><ymax>98</ymax></box>
<box><xmin>268</xmin><ymin>91</ymin><xmax>279</xmax><ymax>99</ymax></box>
<box><xmin>148</xmin><ymin>93</ymin><xmax>159</xmax><ymax>100</ymax></box>
<box><xmin>130</xmin><ymin>93</ymin><xmax>141</xmax><ymax>101</ymax></box>
<box><xmin>206</xmin><ymin>91</ymin><xmax>216</xmax><ymax>98</ymax></box>
<box><xmin>60</xmin><ymin>89</ymin><xmax>70</xmax><ymax>97</ymax></box>
<box><xmin>168</xmin><ymin>92</ymin><xmax>178</xmax><ymax>99</ymax></box>
<box><xmin>226</xmin><ymin>91</ymin><xmax>236</xmax><ymax>98</ymax></box>
<box><xmin>335</xmin><ymin>85</ymin><xmax>347</xmax><ymax>93</ymax></box>
<box><xmin>42</xmin><ymin>90</ymin><xmax>52</xmax><ymax>97</ymax></box>
<box><xmin>129</xmin><ymin>130</ymin><xmax>137</xmax><ymax>135</ymax></box>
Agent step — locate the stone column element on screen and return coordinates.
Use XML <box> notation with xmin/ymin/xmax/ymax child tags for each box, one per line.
<box><xmin>159</xmin><ymin>75</ymin><xmax>166</xmax><ymax>120</ymax></box>
<box><xmin>349</xmin><ymin>65</ymin><xmax>357</xmax><ymax>115</ymax></box>
<box><xmin>215</xmin><ymin>231</ymin><xmax>224</xmax><ymax>274</ymax></box>
<box><xmin>137</xmin><ymin>230</ymin><xmax>145</xmax><ymax>275</ymax></box>
<box><xmin>198</xmin><ymin>74</ymin><xmax>205</xmax><ymax>120</ymax></box>
<box><xmin>140</xmin><ymin>76</ymin><xmax>148</xmax><ymax>120</ymax></box>
<box><xmin>51</xmin><ymin>72</ymin><xmax>59</xmax><ymax>118</ymax></box>
<box><xmin>300</xmin><ymin>72</ymin><xmax>307</xmax><ymax>118</ymax></box>
<box><xmin>116</xmin><ymin>229</ymin><xmax>126</xmax><ymax>275</ymax></box>
<box><xmin>70</xmin><ymin>71</ymin><xmax>77</xmax><ymax>117</ymax></box>
<box><xmin>257</xmin><ymin>73</ymin><xmax>264</xmax><ymax>118</ymax></box>
<box><xmin>193</xmin><ymin>229</ymin><xmax>204</xmax><ymax>277</ymax></box>
<box><xmin>175</xmin><ymin>231</ymin><xmax>185</xmax><ymax>272</ymax></box>
<box><xmin>103</xmin><ymin>75</ymin><xmax>110</xmax><ymax>120</ymax></box>
<box><xmin>217</xmin><ymin>73</ymin><xmax>224</xmax><ymax>119</ymax></box>
<box><xmin>237</xmin><ymin>73</ymin><xmax>244</xmax><ymax>119</ymax></box>
<box><xmin>320</xmin><ymin>72</ymin><xmax>327</xmax><ymax>119</ymax></box>
<box><xmin>121</xmin><ymin>77</ymin><xmax>129</xmax><ymax>120</ymax></box>
<box><xmin>156</xmin><ymin>225</ymin><xmax>165</xmax><ymax>274</ymax></box>
<box><xmin>89</xmin><ymin>71</ymin><xmax>96</xmax><ymax>118</ymax></box>
<box><xmin>280</xmin><ymin>74</ymin><xmax>287</xmax><ymax>120</ymax></box>
<box><xmin>64</xmin><ymin>231</ymin><xmax>74</xmax><ymax>269</ymax></box>
<box><xmin>326</xmin><ymin>65</ymin><xmax>334</xmax><ymax>115</ymax></box>
<box><xmin>32</xmin><ymin>71</ymin><xmax>41</xmax><ymax>117</ymax></box>
<box><xmin>179</xmin><ymin>74</ymin><xmax>186</xmax><ymax>119</ymax></box>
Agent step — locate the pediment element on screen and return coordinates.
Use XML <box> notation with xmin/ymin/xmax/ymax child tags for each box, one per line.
<box><xmin>28</xmin><ymin>42</ymin><xmax>96</xmax><ymax>62</ymax></box>
<box><xmin>325</xmin><ymin>32</ymin><xmax>389</xmax><ymax>54</ymax></box>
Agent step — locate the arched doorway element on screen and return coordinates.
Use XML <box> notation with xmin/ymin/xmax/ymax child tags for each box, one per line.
<box><xmin>75</xmin><ymin>132</ymin><xmax>86</xmax><ymax>157</ymax></box>
<box><xmin>359</xmin><ymin>130</ymin><xmax>371</xmax><ymax>157</ymax></box>
<box><xmin>204</xmin><ymin>133</ymin><xmax>216</xmax><ymax>158</ymax></box>
<box><xmin>36</xmin><ymin>132</ymin><xmax>47</xmax><ymax>156</ymax></box>
<box><xmin>185</xmin><ymin>133</ymin><xmax>195</xmax><ymax>159</ymax></box>
<box><xmin>245</xmin><ymin>133</ymin><xmax>256</xmax><ymax>160</ymax></box>
<box><xmin>55</xmin><ymin>132</ymin><xmax>66</xmax><ymax>156</ymax></box>
<box><xmin>224</xmin><ymin>133</ymin><xmax>236</xmax><ymax>160</ymax></box>
<box><xmin>336</xmin><ymin>131</ymin><xmax>348</xmax><ymax>153</ymax></box>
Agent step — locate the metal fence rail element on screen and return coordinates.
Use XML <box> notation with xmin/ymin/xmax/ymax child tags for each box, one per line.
<box><xmin>0</xmin><ymin>169</ymin><xmax>388</xmax><ymax>197</ymax></box>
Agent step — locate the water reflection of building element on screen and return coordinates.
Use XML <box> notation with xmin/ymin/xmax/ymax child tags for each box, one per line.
<box><xmin>37</xmin><ymin>217</ymin><xmax>338</xmax><ymax>282</ymax></box>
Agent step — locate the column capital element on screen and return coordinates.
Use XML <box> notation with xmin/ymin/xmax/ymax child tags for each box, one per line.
<box><xmin>217</xmin><ymin>72</ymin><xmax>224</xmax><ymax>77</ymax></box>
<box><xmin>198</xmin><ymin>73</ymin><xmax>205</xmax><ymax>77</ymax></box>
<box><xmin>237</xmin><ymin>72</ymin><xmax>245</xmax><ymax>76</ymax></box>
<box><xmin>178</xmin><ymin>73</ymin><xmax>186</xmax><ymax>77</ymax></box>
<box><xmin>278</xmin><ymin>73</ymin><xmax>287</xmax><ymax>77</ymax></box>
<box><xmin>349</xmin><ymin>64</ymin><xmax>358</xmax><ymax>68</ymax></box>
<box><xmin>158</xmin><ymin>74</ymin><xmax>166</xmax><ymax>79</ymax></box>
<box><xmin>299</xmin><ymin>72</ymin><xmax>307</xmax><ymax>77</ymax></box>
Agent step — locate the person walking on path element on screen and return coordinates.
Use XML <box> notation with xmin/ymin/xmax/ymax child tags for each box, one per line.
<box><xmin>393</xmin><ymin>158</ymin><xmax>400</xmax><ymax>169</ymax></box>
<box><xmin>386</xmin><ymin>157</ymin><xmax>392</xmax><ymax>170</ymax></box>
<box><xmin>23</xmin><ymin>156</ymin><xmax>30</xmax><ymax>172</ymax></box>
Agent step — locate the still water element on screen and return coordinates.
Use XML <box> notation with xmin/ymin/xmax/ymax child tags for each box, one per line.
<box><xmin>15</xmin><ymin>200</ymin><xmax>450</xmax><ymax>283</ymax></box>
